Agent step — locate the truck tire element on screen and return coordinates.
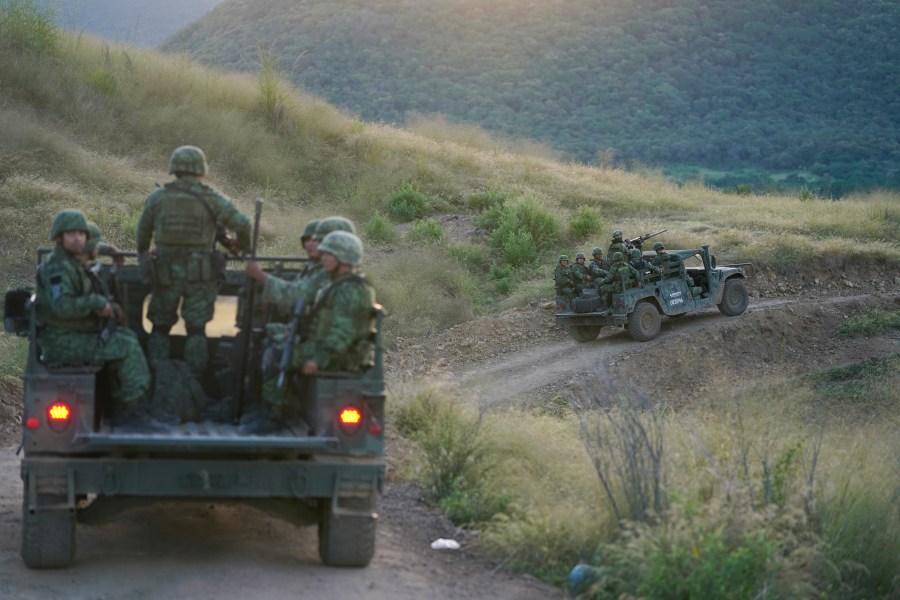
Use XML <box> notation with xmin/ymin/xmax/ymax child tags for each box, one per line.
<box><xmin>718</xmin><ymin>278</ymin><xmax>749</xmax><ymax>316</ymax></box>
<box><xmin>568</xmin><ymin>325</ymin><xmax>602</xmax><ymax>342</ymax></box>
<box><xmin>318</xmin><ymin>496</ymin><xmax>376</xmax><ymax>567</ymax></box>
<box><xmin>627</xmin><ymin>302</ymin><xmax>661</xmax><ymax>342</ymax></box>
<box><xmin>21</xmin><ymin>493</ymin><xmax>76</xmax><ymax>569</ymax></box>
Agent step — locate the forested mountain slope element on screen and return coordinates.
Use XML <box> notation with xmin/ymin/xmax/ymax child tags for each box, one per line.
<box><xmin>45</xmin><ymin>0</ymin><xmax>222</xmax><ymax>47</ymax></box>
<box><xmin>162</xmin><ymin>0</ymin><xmax>900</xmax><ymax>195</ymax></box>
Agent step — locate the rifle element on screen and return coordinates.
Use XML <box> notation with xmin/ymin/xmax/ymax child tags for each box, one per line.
<box><xmin>277</xmin><ymin>297</ymin><xmax>305</xmax><ymax>389</ymax></box>
<box><xmin>627</xmin><ymin>229</ymin><xmax>667</xmax><ymax>249</ymax></box>
<box><xmin>232</xmin><ymin>198</ymin><xmax>263</xmax><ymax>421</ymax></box>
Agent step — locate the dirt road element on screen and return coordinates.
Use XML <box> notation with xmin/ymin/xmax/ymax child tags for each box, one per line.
<box><xmin>0</xmin><ymin>287</ymin><xmax>896</xmax><ymax>599</ymax></box>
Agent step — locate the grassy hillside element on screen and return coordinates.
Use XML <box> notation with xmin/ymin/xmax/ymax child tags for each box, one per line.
<box><xmin>161</xmin><ymin>0</ymin><xmax>900</xmax><ymax>195</ymax></box>
<box><xmin>44</xmin><ymin>0</ymin><xmax>223</xmax><ymax>47</ymax></box>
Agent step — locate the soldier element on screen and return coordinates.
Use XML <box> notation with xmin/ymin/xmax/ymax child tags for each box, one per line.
<box><xmin>652</xmin><ymin>242</ymin><xmax>704</xmax><ymax>296</ymax></box>
<box><xmin>598</xmin><ymin>251</ymin><xmax>642</xmax><ymax>305</ymax></box>
<box><xmin>650</xmin><ymin>241</ymin><xmax>668</xmax><ymax>267</ymax></box>
<box><xmin>35</xmin><ymin>210</ymin><xmax>153</xmax><ymax>429</ymax></box>
<box><xmin>136</xmin><ymin>145</ymin><xmax>251</xmax><ymax>373</ymax></box>
<box><xmin>629</xmin><ymin>247</ymin><xmax>661</xmax><ymax>275</ymax></box>
<box><xmin>570</xmin><ymin>252</ymin><xmax>592</xmax><ymax>293</ymax></box>
<box><xmin>244</xmin><ymin>231</ymin><xmax>377</xmax><ymax>434</ymax></box>
<box><xmin>246</xmin><ymin>216</ymin><xmax>355</xmax><ymax>312</ymax></box>
<box><xmin>554</xmin><ymin>254</ymin><xmax>575</xmax><ymax>307</ymax></box>
<box><xmin>589</xmin><ymin>247</ymin><xmax>609</xmax><ymax>281</ymax></box>
<box><xmin>299</xmin><ymin>219</ymin><xmax>321</xmax><ymax>278</ymax></box>
<box><xmin>608</xmin><ymin>230</ymin><xmax>628</xmax><ymax>256</ymax></box>
<box><xmin>83</xmin><ymin>222</ymin><xmax>123</xmax><ymax>264</ymax></box>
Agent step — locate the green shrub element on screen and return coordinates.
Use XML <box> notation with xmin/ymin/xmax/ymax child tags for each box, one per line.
<box><xmin>387</xmin><ymin>181</ymin><xmax>431</xmax><ymax>222</ymax></box>
<box><xmin>448</xmin><ymin>242</ymin><xmax>489</xmax><ymax>272</ymax></box>
<box><xmin>440</xmin><ymin>486</ymin><xmax>510</xmax><ymax>526</ymax></box>
<box><xmin>0</xmin><ymin>0</ymin><xmax>59</xmax><ymax>56</ymax></box>
<box><xmin>474</xmin><ymin>200</ymin><xmax>507</xmax><ymax>232</ymax></box>
<box><xmin>362</xmin><ymin>211</ymin><xmax>396</xmax><ymax>244</ymax></box>
<box><xmin>406</xmin><ymin>218</ymin><xmax>444</xmax><ymax>243</ymax></box>
<box><xmin>837</xmin><ymin>309</ymin><xmax>900</xmax><ymax>337</ymax></box>
<box><xmin>84</xmin><ymin>68</ymin><xmax>119</xmax><ymax>97</ymax></box>
<box><xmin>495</xmin><ymin>226</ymin><xmax>538</xmax><ymax>268</ymax></box>
<box><xmin>570</xmin><ymin>205</ymin><xmax>603</xmax><ymax>240</ymax></box>
<box><xmin>467</xmin><ymin>189</ymin><xmax>509</xmax><ymax>212</ymax></box>
<box><xmin>513</xmin><ymin>197</ymin><xmax>559</xmax><ymax>251</ymax></box>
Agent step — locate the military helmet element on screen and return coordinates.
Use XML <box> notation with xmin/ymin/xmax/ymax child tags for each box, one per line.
<box><xmin>85</xmin><ymin>222</ymin><xmax>102</xmax><ymax>255</ymax></box>
<box><xmin>558</xmin><ymin>255</ymin><xmax>569</xmax><ymax>262</ymax></box>
<box><xmin>50</xmin><ymin>209</ymin><xmax>89</xmax><ymax>239</ymax></box>
<box><xmin>301</xmin><ymin>219</ymin><xmax>320</xmax><ymax>242</ymax></box>
<box><xmin>611</xmin><ymin>252</ymin><xmax>624</xmax><ymax>262</ymax></box>
<box><xmin>575</xmin><ymin>252</ymin><xmax>586</xmax><ymax>260</ymax></box>
<box><xmin>612</xmin><ymin>229</ymin><xmax>623</xmax><ymax>240</ymax></box>
<box><xmin>313</xmin><ymin>216</ymin><xmax>356</xmax><ymax>240</ymax></box>
<box><xmin>318</xmin><ymin>231</ymin><xmax>363</xmax><ymax>266</ymax></box>
<box><xmin>167</xmin><ymin>145</ymin><xmax>208</xmax><ymax>177</ymax></box>
<box><xmin>653</xmin><ymin>241</ymin><xmax>665</xmax><ymax>251</ymax></box>
<box><xmin>629</xmin><ymin>248</ymin><xmax>641</xmax><ymax>259</ymax></box>
<box><xmin>591</xmin><ymin>247</ymin><xmax>603</xmax><ymax>256</ymax></box>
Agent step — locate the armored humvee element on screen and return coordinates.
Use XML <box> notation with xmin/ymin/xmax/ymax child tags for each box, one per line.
<box><xmin>556</xmin><ymin>245</ymin><xmax>753</xmax><ymax>342</ymax></box>
<box><xmin>4</xmin><ymin>252</ymin><xmax>385</xmax><ymax>569</ymax></box>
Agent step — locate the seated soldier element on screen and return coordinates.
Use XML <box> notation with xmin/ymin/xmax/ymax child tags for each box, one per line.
<box><xmin>571</xmin><ymin>252</ymin><xmax>592</xmax><ymax>293</ymax></box>
<box><xmin>598</xmin><ymin>251</ymin><xmax>642</xmax><ymax>306</ymax></box>
<box><xmin>242</xmin><ymin>231</ymin><xmax>377</xmax><ymax>434</ymax></box>
<box><xmin>652</xmin><ymin>242</ymin><xmax>704</xmax><ymax>296</ymax></box>
<box><xmin>588</xmin><ymin>247</ymin><xmax>609</xmax><ymax>283</ymax></box>
<box><xmin>35</xmin><ymin>210</ymin><xmax>156</xmax><ymax>431</ymax></box>
<box><xmin>554</xmin><ymin>254</ymin><xmax>576</xmax><ymax>309</ymax></box>
<box><xmin>629</xmin><ymin>247</ymin><xmax>661</xmax><ymax>276</ymax></box>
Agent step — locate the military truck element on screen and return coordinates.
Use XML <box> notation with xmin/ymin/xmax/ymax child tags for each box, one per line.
<box><xmin>4</xmin><ymin>252</ymin><xmax>385</xmax><ymax>569</ymax></box>
<box><xmin>556</xmin><ymin>245</ymin><xmax>753</xmax><ymax>342</ymax></box>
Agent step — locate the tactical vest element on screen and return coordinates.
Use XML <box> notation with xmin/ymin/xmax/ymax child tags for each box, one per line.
<box><xmin>154</xmin><ymin>183</ymin><xmax>218</xmax><ymax>249</ymax></box>
<box><xmin>308</xmin><ymin>274</ymin><xmax>377</xmax><ymax>370</ymax></box>
<box><xmin>35</xmin><ymin>250</ymin><xmax>103</xmax><ymax>333</ymax></box>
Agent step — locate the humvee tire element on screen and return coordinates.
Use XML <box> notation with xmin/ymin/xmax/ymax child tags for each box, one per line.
<box><xmin>318</xmin><ymin>496</ymin><xmax>377</xmax><ymax>567</ymax></box>
<box><xmin>21</xmin><ymin>493</ymin><xmax>75</xmax><ymax>569</ymax></box>
<box><xmin>718</xmin><ymin>278</ymin><xmax>749</xmax><ymax>316</ymax></box>
<box><xmin>627</xmin><ymin>301</ymin><xmax>661</xmax><ymax>342</ymax></box>
<box><xmin>568</xmin><ymin>325</ymin><xmax>602</xmax><ymax>343</ymax></box>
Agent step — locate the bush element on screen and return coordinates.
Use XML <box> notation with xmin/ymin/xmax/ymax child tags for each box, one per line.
<box><xmin>406</xmin><ymin>218</ymin><xmax>445</xmax><ymax>243</ymax></box>
<box><xmin>387</xmin><ymin>181</ymin><xmax>431</xmax><ymax>222</ymax></box>
<box><xmin>488</xmin><ymin>198</ymin><xmax>558</xmax><ymax>269</ymax></box>
<box><xmin>362</xmin><ymin>211</ymin><xmax>396</xmax><ymax>244</ymax></box>
<box><xmin>0</xmin><ymin>0</ymin><xmax>59</xmax><ymax>56</ymax></box>
<box><xmin>448</xmin><ymin>242</ymin><xmax>489</xmax><ymax>272</ymax></box>
<box><xmin>837</xmin><ymin>309</ymin><xmax>900</xmax><ymax>337</ymax></box>
<box><xmin>467</xmin><ymin>189</ymin><xmax>509</xmax><ymax>213</ymax></box>
<box><xmin>474</xmin><ymin>200</ymin><xmax>507</xmax><ymax>232</ymax></box>
<box><xmin>570</xmin><ymin>205</ymin><xmax>603</xmax><ymax>240</ymax></box>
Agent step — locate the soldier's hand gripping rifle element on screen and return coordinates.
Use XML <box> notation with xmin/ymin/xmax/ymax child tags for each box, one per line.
<box><xmin>277</xmin><ymin>297</ymin><xmax>305</xmax><ymax>389</ymax></box>
<box><xmin>627</xmin><ymin>229</ymin><xmax>667</xmax><ymax>250</ymax></box>
<box><xmin>232</xmin><ymin>198</ymin><xmax>263</xmax><ymax>421</ymax></box>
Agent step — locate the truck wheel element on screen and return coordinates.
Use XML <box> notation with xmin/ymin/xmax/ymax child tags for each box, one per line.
<box><xmin>568</xmin><ymin>325</ymin><xmax>602</xmax><ymax>342</ymax></box>
<box><xmin>718</xmin><ymin>278</ymin><xmax>749</xmax><ymax>316</ymax></box>
<box><xmin>21</xmin><ymin>493</ymin><xmax>76</xmax><ymax>569</ymax></box>
<box><xmin>318</xmin><ymin>496</ymin><xmax>377</xmax><ymax>567</ymax></box>
<box><xmin>627</xmin><ymin>302</ymin><xmax>661</xmax><ymax>342</ymax></box>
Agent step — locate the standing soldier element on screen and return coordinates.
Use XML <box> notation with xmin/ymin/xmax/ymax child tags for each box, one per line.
<box><xmin>608</xmin><ymin>230</ymin><xmax>628</xmax><ymax>256</ymax></box>
<box><xmin>136</xmin><ymin>145</ymin><xmax>251</xmax><ymax>373</ymax></box>
<box><xmin>554</xmin><ymin>254</ymin><xmax>575</xmax><ymax>309</ymax></box>
<box><xmin>35</xmin><ymin>210</ymin><xmax>153</xmax><ymax>429</ymax></box>
<box><xmin>571</xmin><ymin>252</ymin><xmax>592</xmax><ymax>293</ymax></box>
<box><xmin>589</xmin><ymin>247</ymin><xmax>609</xmax><ymax>282</ymax></box>
<box><xmin>243</xmin><ymin>231</ymin><xmax>377</xmax><ymax>434</ymax></box>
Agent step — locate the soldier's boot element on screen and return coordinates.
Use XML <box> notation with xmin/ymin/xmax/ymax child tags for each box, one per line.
<box><xmin>147</xmin><ymin>328</ymin><xmax>171</xmax><ymax>363</ymax></box>
<box><xmin>184</xmin><ymin>327</ymin><xmax>208</xmax><ymax>374</ymax></box>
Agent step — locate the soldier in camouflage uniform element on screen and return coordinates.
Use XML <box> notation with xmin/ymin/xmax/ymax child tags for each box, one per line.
<box><xmin>589</xmin><ymin>247</ymin><xmax>609</xmax><ymax>282</ymax></box>
<box><xmin>244</xmin><ymin>231</ymin><xmax>377</xmax><ymax>434</ymax></box>
<box><xmin>570</xmin><ymin>252</ymin><xmax>592</xmax><ymax>293</ymax></box>
<box><xmin>83</xmin><ymin>222</ymin><xmax>123</xmax><ymax>264</ymax></box>
<box><xmin>554</xmin><ymin>254</ymin><xmax>575</xmax><ymax>309</ymax></box>
<box><xmin>35</xmin><ymin>210</ymin><xmax>153</xmax><ymax>429</ymax></box>
<box><xmin>598</xmin><ymin>251</ymin><xmax>643</xmax><ymax>306</ymax></box>
<box><xmin>136</xmin><ymin>145</ymin><xmax>251</xmax><ymax>372</ymax></box>
<box><xmin>652</xmin><ymin>242</ymin><xmax>704</xmax><ymax>296</ymax></box>
<box><xmin>298</xmin><ymin>219</ymin><xmax>321</xmax><ymax>278</ymax></box>
<box><xmin>628</xmin><ymin>247</ymin><xmax>661</xmax><ymax>276</ymax></box>
<box><xmin>608</xmin><ymin>230</ymin><xmax>629</xmax><ymax>257</ymax></box>
<box><xmin>245</xmin><ymin>216</ymin><xmax>355</xmax><ymax>311</ymax></box>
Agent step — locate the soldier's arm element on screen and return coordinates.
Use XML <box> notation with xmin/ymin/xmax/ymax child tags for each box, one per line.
<box><xmin>40</xmin><ymin>264</ymin><xmax>107</xmax><ymax>320</ymax></box>
<box><xmin>135</xmin><ymin>193</ymin><xmax>159</xmax><ymax>254</ymax></box>
<box><xmin>211</xmin><ymin>192</ymin><xmax>252</xmax><ymax>251</ymax></box>
<box><xmin>314</xmin><ymin>285</ymin><xmax>369</xmax><ymax>365</ymax></box>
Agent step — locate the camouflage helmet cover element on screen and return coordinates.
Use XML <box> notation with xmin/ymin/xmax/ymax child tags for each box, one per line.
<box><xmin>653</xmin><ymin>241</ymin><xmax>665</xmax><ymax>251</ymax></box>
<box><xmin>612</xmin><ymin>230</ymin><xmax>623</xmax><ymax>240</ymax></box>
<box><xmin>575</xmin><ymin>252</ymin><xmax>586</xmax><ymax>260</ymax></box>
<box><xmin>318</xmin><ymin>230</ymin><xmax>363</xmax><ymax>266</ymax></box>
<box><xmin>301</xmin><ymin>219</ymin><xmax>320</xmax><ymax>241</ymax></box>
<box><xmin>629</xmin><ymin>248</ymin><xmax>642</xmax><ymax>259</ymax></box>
<box><xmin>611</xmin><ymin>252</ymin><xmax>624</xmax><ymax>262</ymax></box>
<box><xmin>558</xmin><ymin>255</ymin><xmax>569</xmax><ymax>262</ymax></box>
<box><xmin>591</xmin><ymin>247</ymin><xmax>603</xmax><ymax>256</ymax></box>
<box><xmin>85</xmin><ymin>222</ymin><xmax>102</xmax><ymax>255</ymax></box>
<box><xmin>314</xmin><ymin>216</ymin><xmax>356</xmax><ymax>240</ymax></box>
<box><xmin>168</xmin><ymin>145</ymin><xmax>208</xmax><ymax>177</ymax></box>
<box><xmin>50</xmin><ymin>209</ymin><xmax>89</xmax><ymax>239</ymax></box>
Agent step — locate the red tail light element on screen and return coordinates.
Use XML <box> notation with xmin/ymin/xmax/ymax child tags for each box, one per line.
<box><xmin>338</xmin><ymin>407</ymin><xmax>363</xmax><ymax>435</ymax></box>
<box><xmin>47</xmin><ymin>402</ymin><xmax>73</xmax><ymax>432</ymax></box>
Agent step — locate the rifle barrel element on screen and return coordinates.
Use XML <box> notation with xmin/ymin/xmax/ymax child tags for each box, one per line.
<box><xmin>232</xmin><ymin>198</ymin><xmax>264</xmax><ymax>421</ymax></box>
